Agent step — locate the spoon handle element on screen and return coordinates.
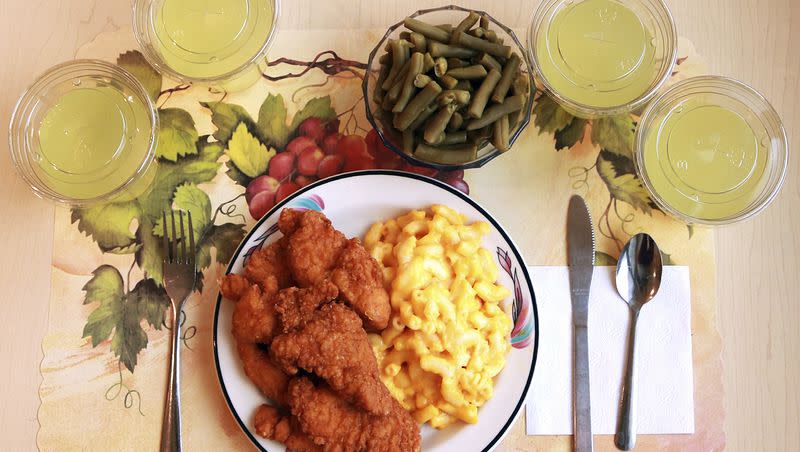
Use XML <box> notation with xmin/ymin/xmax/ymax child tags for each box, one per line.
<box><xmin>615</xmin><ymin>309</ymin><xmax>639</xmax><ymax>450</ymax></box>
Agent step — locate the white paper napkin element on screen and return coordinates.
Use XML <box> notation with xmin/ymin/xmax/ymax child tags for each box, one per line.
<box><xmin>525</xmin><ymin>266</ymin><xmax>694</xmax><ymax>435</ymax></box>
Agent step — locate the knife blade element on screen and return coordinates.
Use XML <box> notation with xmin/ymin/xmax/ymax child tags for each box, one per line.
<box><xmin>567</xmin><ymin>195</ymin><xmax>595</xmax><ymax>452</ymax></box>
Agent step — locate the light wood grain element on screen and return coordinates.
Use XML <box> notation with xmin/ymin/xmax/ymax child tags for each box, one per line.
<box><xmin>0</xmin><ymin>1</ymin><xmax>797</xmax><ymax>451</ymax></box>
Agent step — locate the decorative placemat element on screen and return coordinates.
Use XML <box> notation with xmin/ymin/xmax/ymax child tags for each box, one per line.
<box><xmin>38</xmin><ymin>26</ymin><xmax>724</xmax><ymax>451</ymax></box>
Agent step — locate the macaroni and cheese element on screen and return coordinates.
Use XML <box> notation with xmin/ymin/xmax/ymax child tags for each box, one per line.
<box><xmin>365</xmin><ymin>205</ymin><xmax>512</xmax><ymax>429</ymax></box>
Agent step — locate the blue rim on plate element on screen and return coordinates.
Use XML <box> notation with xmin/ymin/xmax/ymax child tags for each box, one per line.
<box><xmin>212</xmin><ymin>170</ymin><xmax>540</xmax><ymax>452</ymax></box>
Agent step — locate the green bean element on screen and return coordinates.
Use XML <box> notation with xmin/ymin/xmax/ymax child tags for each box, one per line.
<box><xmin>476</xmin><ymin>52</ymin><xmax>502</xmax><ymax>72</ymax></box>
<box><xmin>442</xmin><ymin>130</ymin><xmax>468</xmax><ymax>145</ymax></box>
<box><xmin>453</xmin><ymin>31</ymin><xmax>511</xmax><ymax>58</ymax></box>
<box><xmin>467</xmin><ymin>68</ymin><xmax>502</xmax><ymax>119</ymax></box>
<box><xmin>468</xmin><ymin>125</ymin><xmax>492</xmax><ymax>143</ymax></box>
<box><xmin>447</xmin><ymin>64</ymin><xmax>488</xmax><ymax>80</ymax></box>
<box><xmin>508</xmin><ymin>108</ymin><xmax>522</xmax><ymax>131</ymax></box>
<box><xmin>404</xmin><ymin>18</ymin><xmax>451</xmax><ymax>42</ymax></box>
<box><xmin>385</xmin><ymin>61</ymin><xmax>410</xmax><ymax>102</ymax></box>
<box><xmin>446</xmin><ymin>58</ymin><xmax>468</xmax><ymax>69</ymax></box>
<box><xmin>438</xmin><ymin>90</ymin><xmax>471</xmax><ymax>106</ymax></box>
<box><xmin>393</xmin><ymin>52</ymin><xmax>425</xmax><ymax>113</ymax></box>
<box><xmin>491</xmin><ymin>53</ymin><xmax>521</xmax><ymax>103</ymax></box>
<box><xmin>434</xmin><ymin>57</ymin><xmax>448</xmax><ymax>77</ymax></box>
<box><xmin>466</xmin><ymin>95</ymin><xmax>525</xmax><ymax>130</ymax></box>
<box><xmin>448</xmin><ymin>111</ymin><xmax>464</xmax><ymax>130</ymax></box>
<box><xmin>414</xmin><ymin>73</ymin><xmax>432</xmax><ymax>88</ymax></box>
<box><xmin>407</xmin><ymin>104</ymin><xmax>437</xmax><ymax>131</ymax></box>
<box><xmin>422</xmin><ymin>52</ymin><xmax>435</xmax><ymax>73</ymax></box>
<box><xmin>428</xmin><ymin>41</ymin><xmax>478</xmax><ymax>59</ymax></box>
<box><xmin>399</xmin><ymin>31</ymin><xmax>411</xmax><ymax>41</ymax></box>
<box><xmin>454</xmin><ymin>80</ymin><xmax>473</xmax><ymax>91</ymax></box>
<box><xmin>379</xmin><ymin>53</ymin><xmax>391</xmax><ymax>65</ymax></box>
<box><xmin>479</xmin><ymin>14</ymin><xmax>489</xmax><ymax>30</ymax></box>
<box><xmin>468</xmin><ymin>27</ymin><xmax>486</xmax><ymax>38</ymax></box>
<box><xmin>436</xmin><ymin>23</ymin><xmax>454</xmax><ymax>33</ymax></box>
<box><xmin>383</xmin><ymin>41</ymin><xmax>411</xmax><ymax>89</ymax></box>
<box><xmin>439</xmin><ymin>74</ymin><xmax>458</xmax><ymax>89</ymax></box>
<box><xmin>414</xmin><ymin>142</ymin><xmax>478</xmax><ymax>164</ymax></box>
<box><xmin>394</xmin><ymin>81</ymin><xmax>442</xmax><ymax>131</ymax></box>
<box><xmin>512</xmin><ymin>72</ymin><xmax>530</xmax><ymax>96</ymax></box>
<box><xmin>409</xmin><ymin>32</ymin><xmax>427</xmax><ymax>53</ymax></box>
<box><xmin>485</xmin><ymin>30</ymin><xmax>499</xmax><ymax>43</ymax></box>
<box><xmin>402</xmin><ymin>129</ymin><xmax>415</xmax><ymax>154</ymax></box>
<box><xmin>374</xmin><ymin>63</ymin><xmax>391</xmax><ymax>102</ymax></box>
<box><xmin>424</xmin><ymin>103</ymin><xmax>457</xmax><ymax>144</ymax></box>
<box><xmin>451</xmin><ymin>11</ymin><xmax>480</xmax><ymax>44</ymax></box>
<box><xmin>491</xmin><ymin>114</ymin><xmax>510</xmax><ymax>152</ymax></box>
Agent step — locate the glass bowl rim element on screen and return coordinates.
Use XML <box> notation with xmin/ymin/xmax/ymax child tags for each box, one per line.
<box><xmin>527</xmin><ymin>0</ymin><xmax>678</xmax><ymax>118</ymax></box>
<box><xmin>362</xmin><ymin>4</ymin><xmax>535</xmax><ymax>171</ymax></box>
<box><xmin>8</xmin><ymin>58</ymin><xmax>159</xmax><ymax>206</ymax></box>
<box><xmin>131</xmin><ymin>0</ymin><xmax>281</xmax><ymax>84</ymax></box>
<box><xmin>633</xmin><ymin>75</ymin><xmax>789</xmax><ymax>225</ymax></box>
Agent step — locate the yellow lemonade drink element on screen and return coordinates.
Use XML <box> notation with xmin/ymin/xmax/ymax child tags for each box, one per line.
<box><xmin>636</xmin><ymin>77</ymin><xmax>788</xmax><ymax>224</ymax></box>
<box><xmin>135</xmin><ymin>0</ymin><xmax>278</xmax><ymax>85</ymax></box>
<box><xmin>529</xmin><ymin>0</ymin><xmax>676</xmax><ymax>116</ymax></box>
<box><xmin>9</xmin><ymin>60</ymin><xmax>158</xmax><ymax>205</ymax></box>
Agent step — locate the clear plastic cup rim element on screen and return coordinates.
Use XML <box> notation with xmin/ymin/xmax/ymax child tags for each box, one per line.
<box><xmin>8</xmin><ymin>59</ymin><xmax>159</xmax><ymax>206</ymax></box>
<box><xmin>132</xmin><ymin>0</ymin><xmax>281</xmax><ymax>84</ymax></box>
<box><xmin>527</xmin><ymin>0</ymin><xmax>678</xmax><ymax>118</ymax></box>
<box><xmin>634</xmin><ymin>75</ymin><xmax>789</xmax><ymax>225</ymax></box>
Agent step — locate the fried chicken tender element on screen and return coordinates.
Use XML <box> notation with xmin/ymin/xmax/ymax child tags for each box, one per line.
<box><xmin>278</xmin><ymin>207</ymin><xmax>303</xmax><ymax>235</ymax></box>
<box><xmin>275</xmin><ymin>280</ymin><xmax>339</xmax><ymax>333</ymax></box>
<box><xmin>288</xmin><ymin>378</ymin><xmax>422</xmax><ymax>452</ymax></box>
<box><xmin>236</xmin><ymin>342</ymin><xmax>289</xmax><ymax>406</ymax></box>
<box><xmin>282</xmin><ymin>210</ymin><xmax>346</xmax><ymax>288</ymax></box>
<box><xmin>254</xmin><ymin>404</ymin><xmax>321</xmax><ymax>452</ymax></box>
<box><xmin>231</xmin><ymin>284</ymin><xmax>279</xmax><ymax>345</ymax></box>
<box><xmin>245</xmin><ymin>237</ymin><xmax>293</xmax><ymax>297</ymax></box>
<box><xmin>330</xmin><ymin>239</ymin><xmax>390</xmax><ymax>331</ymax></box>
<box><xmin>270</xmin><ymin>304</ymin><xmax>394</xmax><ymax>415</ymax></box>
<box><xmin>220</xmin><ymin>273</ymin><xmax>250</xmax><ymax>301</ymax></box>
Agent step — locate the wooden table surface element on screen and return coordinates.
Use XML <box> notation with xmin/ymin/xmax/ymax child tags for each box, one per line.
<box><xmin>0</xmin><ymin>1</ymin><xmax>797</xmax><ymax>451</ymax></box>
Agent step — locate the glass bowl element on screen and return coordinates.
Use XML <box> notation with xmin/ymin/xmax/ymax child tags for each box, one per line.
<box><xmin>8</xmin><ymin>60</ymin><xmax>159</xmax><ymax>206</ymax></box>
<box><xmin>528</xmin><ymin>0</ymin><xmax>677</xmax><ymax>118</ymax></box>
<box><xmin>362</xmin><ymin>5</ymin><xmax>535</xmax><ymax>171</ymax></box>
<box><xmin>133</xmin><ymin>0</ymin><xmax>280</xmax><ymax>90</ymax></box>
<box><xmin>635</xmin><ymin>76</ymin><xmax>788</xmax><ymax>225</ymax></box>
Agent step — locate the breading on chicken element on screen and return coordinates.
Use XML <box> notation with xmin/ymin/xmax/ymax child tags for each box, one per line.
<box><xmin>254</xmin><ymin>404</ymin><xmax>321</xmax><ymax>452</ymax></box>
<box><xmin>288</xmin><ymin>378</ymin><xmax>421</xmax><ymax>452</ymax></box>
<box><xmin>330</xmin><ymin>238</ymin><xmax>390</xmax><ymax>331</ymax></box>
<box><xmin>274</xmin><ymin>280</ymin><xmax>339</xmax><ymax>333</ymax></box>
<box><xmin>283</xmin><ymin>210</ymin><xmax>347</xmax><ymax>287</ymax></box>
<box><xmin>270</xmin><ymin>303</ymin><xmax>394</xmax><ymax>416</ymax></box>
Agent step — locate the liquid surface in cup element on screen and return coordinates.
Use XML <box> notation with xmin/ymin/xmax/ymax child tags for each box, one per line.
<box><xmin>153</xmin><ymin>0</ymin><xmax>275</xmax><ymax>80</ymax></box>
<box><xmin>536</xmin><ymin>0</ymin><xmax>659</xmax><ymax>108</ymax></box>
<box><xmin>642</xmin><ymin>102</ymin><xmax>769</xmax><ymax>220</ymax></box>
<box><xmin>35</xmin><ymin>84</ymin><xmax>153</xmax><ymax>200</ymax></box>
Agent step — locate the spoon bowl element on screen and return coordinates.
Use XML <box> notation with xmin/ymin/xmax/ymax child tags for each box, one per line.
<box><xmin>614</xmin><ymin>233</ymin><xmax>664</xmax><ymax>451</ymax></box>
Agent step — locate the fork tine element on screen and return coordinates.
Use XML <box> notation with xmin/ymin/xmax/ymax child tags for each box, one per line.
<box><xmin>162</xmin><ymin>210</ymin><xmax>172</xmax><ymax>263</ymax></box>
<box><xmin>179</xmin><ymin>210</ymin><xmax>187</xmax><ymax>264</ymax></box>
<box><xmin>170</xmin><ymin>209</ymin><xmax>178</xmax><ymax>263</ymax></box>
<box><xmin>187</xmin><ymin>210</ymin><xmax>195</xmax><ymax>266</ymax></box>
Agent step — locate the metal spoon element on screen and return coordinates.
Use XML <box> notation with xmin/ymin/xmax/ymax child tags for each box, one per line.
<box><xmin>614</xmin><ymin>233</ymin><xmax>663</xmax><ymax>450</ymax></box>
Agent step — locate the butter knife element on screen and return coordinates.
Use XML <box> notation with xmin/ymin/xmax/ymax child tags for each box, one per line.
<box><xmin>567</xmin><ymin>195</ymin><xmax>595</xmax><ymax>452</ymax></box>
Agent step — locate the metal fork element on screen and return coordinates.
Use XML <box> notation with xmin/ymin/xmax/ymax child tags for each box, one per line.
<box><xmin>160</xmin><ymin>209</ymin><xmax>196</xmax><ymax>452</ymax></box>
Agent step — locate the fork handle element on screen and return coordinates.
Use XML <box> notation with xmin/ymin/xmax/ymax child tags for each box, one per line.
<box><xmin>160</xmin><ymin>303</ymin><xmax>182</xmax><ymax>452</ymax></box>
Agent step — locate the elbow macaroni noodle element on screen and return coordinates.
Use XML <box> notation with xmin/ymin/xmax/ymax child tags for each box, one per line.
<box><xmin>366</xmin><ymin>205</ymin><xmax>512</xmax><ymax>428</ymax></box>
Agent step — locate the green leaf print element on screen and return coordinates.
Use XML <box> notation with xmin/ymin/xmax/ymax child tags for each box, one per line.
<box><xmin>554</xmin><ymin>118</ymin><xmax>588</xmax><ymax>151</ymax></box>
<box><xmin>257</xmin><ymin>93</ymin><xmax>290</xmax><ymax>149</ymax></box>
<box><xmin>226</xmin><ymin>123</ymin><xmax>276</xmax><ymax>178</ymax></box>
<box><xmin>290</xmin><ymin>96</ymin><xmax>337</xmax><ymax>131</ymax></box>
<box><xmin>597</xmin><ymin>150</ymin><xmax>656</xmax><ymax>214</ymax></box>
<box><xmin>157</xmin><ymin>108</ymin><xmax>200</xmax><ymax>161</ymax></box>
<box><xmin>71</xmin><ymin>203</ymin><xmax>140</xmax><ymax>253</ymax></box>
<box><xmin>595</xmin><ymin>251</ymin><xmax>618</xmax><ymax>266</ymax></box>
<box><xmin>117</xmin><ymin>50</ymin><xmax>162</xmax><ymax>102</ymax></box>
<box><xmin>152</xmin><ymin>184</ymin><xmax>213</xmax><ymax>238</ymax></box>
<box><xmin>129</xmin><ymin>279</ymin><xmax>170</xmax><ymax>330</ymax></box>
<box><xmin>196</xmin><ymin>223</ymin><xmax>247</xmax><ymax>271</ymax></box>
<box><xmin>533</xmin><ymin>94</ymin><xmax>574</xmax><ymax>135</ymax></box>
<box><xmin>201</xmin><ymin>101</ymin><xmax>258</xmax><ymax>144</ymax></box>
<box><xmin>591</xmin><ymin>116</ymin><xmax>636</xmax><ymax>158</ymax></box>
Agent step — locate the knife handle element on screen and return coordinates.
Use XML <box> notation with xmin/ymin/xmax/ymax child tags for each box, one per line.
<box><xmin>574</xmin><ymin>325</ymin><xmax>593</xmax><ymax>452</ymax></box>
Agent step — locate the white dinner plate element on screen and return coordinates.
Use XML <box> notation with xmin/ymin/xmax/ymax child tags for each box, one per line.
<box><xmin>213</xmin><ymin>170</ymin><xmax>539</xmax><ymax>452</ymax></box>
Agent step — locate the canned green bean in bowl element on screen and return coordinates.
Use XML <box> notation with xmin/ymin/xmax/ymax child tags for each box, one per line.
<box><xmin>363</xmin><ymin>5</ymin><xmax>535</xmax><ymax>170</ymax></box>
